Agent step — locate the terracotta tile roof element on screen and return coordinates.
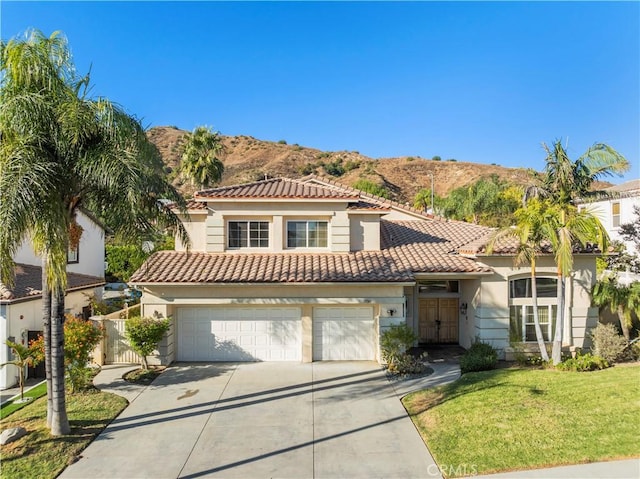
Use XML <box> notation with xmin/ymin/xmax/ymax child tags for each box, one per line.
<box><xmin>195</xmin><ymin>177</ymin><xmax>360</xmax><ymax>200</ymax></box>
<box><xmin>131</xmin><ymin>250</ymin><xmax>414</xmax><ymax>283</ymax></box>
<box><xmin>131</xmin><ymin>218</ymin><xmax>493</xmax><ymax>284</ymax></box>
<box><xmin>300</xmin><ymin>175</ymin><xmax>435</xmax><ymax>219</ymax></box>
<box><xmin>346</xmin><ymin>200</ymin><xmax>391</xmax><ymax>211</ymax></box>
<box><xmin>184</xmin><ymin>200</ymin><xmax>207</xmax><ymax>210</ymax></box>
<box><xmin>381</xmin><ymin>221</ymin><xmax>493</xmax><ymax>274</ymax></box>
<box><xmin>0</xmin><ymin>264</ymin><xmax>105</xmax><ymax>301</ymax></box>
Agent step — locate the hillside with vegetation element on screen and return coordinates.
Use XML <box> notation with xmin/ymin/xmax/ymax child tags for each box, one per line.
<box><xmin>147</xmin><ymin>126</ymin><xmax>536</xmax><ymax>203</ymax></box>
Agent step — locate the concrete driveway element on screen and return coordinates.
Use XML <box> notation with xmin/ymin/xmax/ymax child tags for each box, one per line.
<box><xmin>60</xmin><ymin>362</ymin><xmax>441</xmax><ymax>479</ymax></box>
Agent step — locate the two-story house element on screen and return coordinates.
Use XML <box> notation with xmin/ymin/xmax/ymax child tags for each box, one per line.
<box><xmin>130</xmin><ymin>176</ymin><xmax>600</xmax><ymax>363</ymax></box>
<box><xmin>579</xmin><ymin>179</ymin><xmax>640</xmax><ymax>256</ymax></box>
<box><xmin>0</xmin><ymin>209</ymin><xmax>106</xmax><ymax>389</ymax></box>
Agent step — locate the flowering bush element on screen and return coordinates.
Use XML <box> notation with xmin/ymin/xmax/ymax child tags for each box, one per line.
<box><xmin>31</xmin><ymin>315</ymin><xmax>104</xmax><ymax>392</ymax></box>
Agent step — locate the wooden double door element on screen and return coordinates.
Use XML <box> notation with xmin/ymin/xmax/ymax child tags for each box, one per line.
<box><xmin>418</xmin><ymin>298</ymin><xmax>459</xmax><ymax>343</ymax></box>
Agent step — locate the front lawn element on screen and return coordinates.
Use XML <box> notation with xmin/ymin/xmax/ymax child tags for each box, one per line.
<box><xmin>403</xmin><ymin>365</ymin><xmax>640</xmax><ymax>477</ymax></box>
<box><xmin>0</xmin><ymin>390</ymin><xmax>127</xmax><ymax>479</ymax></box>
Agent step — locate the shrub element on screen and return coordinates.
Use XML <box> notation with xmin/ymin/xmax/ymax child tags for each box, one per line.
<box><xmin>591</xmin><ymin>323</ymin><xmax>628</xmax><ymax>363</ymax></box>
<box><xmin>431</xmin><ymin>155</ymin><xmax>441</xmax><ymax>161</ymax></box>
<box><xmin>277</xmin><ymin>139</ymin><xmax>287</xmax><ymax>145</ymax></box>
<box><xmin>460</xmin><ymin>341</ymin><xmax>498</xmax><ymax>373</ymax></box>
<box><xmin>30</xmin><ymin>316</ymin><xmax>104</xmax><ymax>392</ymax></box>
<box><xmin>125</xmin><ymin>316</ymin><xmax>171</xmax><ymax>369</ymax></box>
<box><xmin>556</xmin><ymin>352</ymin><xmax>609</xmax><ymax>372</ymax></box>
<box><xmin>380</xmin><ymin>325</ymin><xmax>424</xmax><ymax>374</ymax></box>
<box><xmin>352</xmin><ymin>179</ymin><xmax>391</xmax><ymax>199</ymax></box>
<box><xmin>324</xmin><ymin>159</ymin><xmax>345</xmax><ymax>177</ymax></box>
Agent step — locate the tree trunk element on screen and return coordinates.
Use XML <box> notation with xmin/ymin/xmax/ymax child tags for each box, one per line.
<box><xmin>617</xmin><ymin>305</ymin><xmax>631</xmax><ymax>341</ymax></box>
<box><xmin>42</xmin><ymin>257</ymin><xmax>53</xmax><ymax>428</ymax></box>
<box><xmin>530</xmin><ymin>268</ymin><xmax>549</xmax><ymax>361</ymax></box>
<box><xmin>141</xmin><ymin>354</ymin><xmax>148</xmax><ymax>370</ymax></box>
<box><xmin>552</xmin><ymin>274</ymin><xmax>565</xmax><ymax>364</ymax></box>
<box><xmin>50</xmin><ymin>286</ymin><xmax>70</xmax><ymax>435</ymax></box>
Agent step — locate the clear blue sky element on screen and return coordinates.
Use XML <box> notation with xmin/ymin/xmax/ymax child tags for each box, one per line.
<box><xmin>2</xmin><ymin>1</ymin><xmax>639</xmax><ymax>183</ymax></box>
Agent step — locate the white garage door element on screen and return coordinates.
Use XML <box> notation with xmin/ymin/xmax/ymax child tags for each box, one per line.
<box><xmin>313</xmin><ymin>306</ymin><xmax>375</xmax><ymax>361</ymax></box>
<box><xmin>177</xmin><ymin>307</ymin><xmax>301</xmax><ymax>361</ymax></box>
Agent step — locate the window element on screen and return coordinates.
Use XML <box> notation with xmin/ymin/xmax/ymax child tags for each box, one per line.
<box><xmin>418</xmin><ymin>280</ymin><xmax>459</xmax><ymax>293</ymax></box>
<box><xmin>228</xmin><ymin>221</ymin><xmax>269</xmax><ymax>248</ymax></box>
<box><xmin>509</xmin><ymin>277</ymin><xmax>557</xmax><ymax>343</ymax></box>
<box><xmin>510</xmin><ymin>305</ymin><xmax>557</xmax><ymax>342</ymax></box>
<box><xmin>67</xmin><ymin>245</ymin><xmax>79</xmax><ymax>264</ymax></box>
<box><xmin>612</xmin><ymin>202</ymin><xmax>620</xmax><ymax>228</ymax></box>
<box><xmin>509</xmin><ymin>277</ymin><xmax>556</xmax><ymax>298</ymax></box>
<box><xmin>287</xmin><ymin>221</ymin><xmax>328</xmax><ymax>248</ymax></box>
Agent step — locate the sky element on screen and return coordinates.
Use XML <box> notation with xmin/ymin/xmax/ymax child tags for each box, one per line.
<box><xmin>2</xmin><ymin>1</ymin><xmax>639</xmax><ymax>184</ymax></box>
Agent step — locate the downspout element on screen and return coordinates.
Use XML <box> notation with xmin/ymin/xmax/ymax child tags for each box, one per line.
<box><xmin>564</xmin><ymin>274</ymin><xmax>573</xmax><ymax>347</ymax></box>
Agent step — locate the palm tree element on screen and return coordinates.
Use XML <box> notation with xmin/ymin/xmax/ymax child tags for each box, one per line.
<box><xmin>0</xmin><ymin>340</ymin><xmax>41</xmax><ymax>402</ymax></box>
<box><xmin>487</xmin><ymin>199</ymin><xmax>560</xmax><ymax>361</ymax></box>
<box><xmin>527</xmin><ymin>140</ymin><xmax>629</xmax><ymax>364</ymax></box>
<box><xmin>592</xmin><ymin>276</ymin><xmax>640</xmax><ymax>341</ymax></box>
<box><xmin>0</xmin><ymin>30</ymin><xmax>190</xmax><ymax>435</ymax></box>
<box><xmin>180</xmin><ymin>126</ymin><xmax>225</xmax><ymax>189</ymax></box>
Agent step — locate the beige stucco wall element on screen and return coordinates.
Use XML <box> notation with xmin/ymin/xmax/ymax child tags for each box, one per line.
<box><xmin>175</xmin><ymin>213</ymin><xmax>207</xmax><ymax>252</ymax></box>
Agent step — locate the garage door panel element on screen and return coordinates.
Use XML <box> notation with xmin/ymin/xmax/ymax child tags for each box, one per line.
<box><xmin>178</xmin><ymin>307</ymin><xmax>301</xmax><ymax>362</ymax></box>
<box><xmin>313</xmin><ymin>307</ymin><xmax>375</xmax><ymax>361</ymax></box>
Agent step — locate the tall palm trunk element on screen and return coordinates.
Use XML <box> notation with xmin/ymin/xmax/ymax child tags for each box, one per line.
<box><xmin>50</xmin><ymin>286</ymin><xmax>70</xmax><ymax>435</ymax></box>
<box><xmin>552</xmin><ymin>272</ymin><xmax>565</xmax><ymax>364</ymax></box>
<box><xmin>42</xmin><ymin>257</ymin><xmax>53</xmax><ymax>427</ymax></box>
<box><xmin>530</xmin><ymin>260</ymin><xmax>549</xmax><ymax>361</ymax></box>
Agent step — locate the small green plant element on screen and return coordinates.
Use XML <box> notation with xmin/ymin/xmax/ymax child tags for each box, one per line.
<box><xmin>590</xmin><ymin>323</ymin><xmax>628</xmax><ymax>363</ymax></box>
<box><xmin>431</xmin><ymin>155</ymin><xmax>441</xmax><ymax>161</ymax></box>
<box><xmin>460</xmin><ymin>341</ymin><xmax>498</xmax><ymax>373</ymax></box>
<box><xmin>556</xmin><ymin>351</ymin><xmax>609</xmax><ymax>372</ymax></box>
<box><xmin>277</xmin><ymin>139</ymin><xmax>287</xmax><ymax>145</ymax></box>
<box><xmin>380</xmin><ymin>325</ymin><xmax>423</xmax><ymax>374</ymax></box>
<box><xmin>1</xmin><ymin>340</ymin><xmax>42</xmax><ymax>401</ymax></box>
<box><xmin>125</xmin><ymin>316</ymin><xmax>171</xmax><ymax>369</ymax></box>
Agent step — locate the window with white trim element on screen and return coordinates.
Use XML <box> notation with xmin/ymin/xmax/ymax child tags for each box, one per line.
<box><xmin>509</xmin><ymin>277</ymin><xmax>557</xmax><ymax>343</ymax></box>
<box><xmin>612</xmin><ymin>202</ymin><xmax>620</xmax><ymax>228</ymax></box>
<box><xmin>287</xmin><ymin>221</ymin><xmax>328</xmax><ymax>248</ymax></box>
<box><xmin>228</xmin><ymin>221</ymin><xmax>269</xmax><ymax>248</ymax></box>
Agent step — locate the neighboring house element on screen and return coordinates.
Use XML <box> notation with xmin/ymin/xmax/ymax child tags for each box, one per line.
<box><xmin>130</xmin><ymin>176</ymin><xmax>600</xmax><ymax>364</ymax></box>
<box><xmin>0</xmin><ymin>210</ymin><xmax>105</xmax><ymax>390</ymax></box>
<box><xmin>578</xmin><ymin>179</ymin><xmax>640</xmax><ymax>255</ymax></box>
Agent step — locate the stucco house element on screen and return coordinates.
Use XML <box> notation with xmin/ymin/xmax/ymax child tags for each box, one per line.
<box><xmin>130</xmin><ymin>176</ymin><xmax>600</xmax><ymax>363</ymax></box>
<box><xmin>578</xmin><ymin>179</ymin><xmax>640</xmax><ymax>256</ymax></box>
<box><xmin>0</xmin><ymin>210</ymin><xmax>105</xmax><ymax>389</ymax></box>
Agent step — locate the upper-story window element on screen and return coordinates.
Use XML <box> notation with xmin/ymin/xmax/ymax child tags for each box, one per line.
<box><xmin>612</xmin><ymin>202</ymin><xmax>620</xmax><ymax>228</ymax></box>
<box><xmin>287</xmin><ymin>221</ymin><xmax>328</xmax><ymax>248</ymax></box>
<box><xmin>228</xmin><ymin>221</ymin><xmax>269</xmax><ymax>248</ymax></box>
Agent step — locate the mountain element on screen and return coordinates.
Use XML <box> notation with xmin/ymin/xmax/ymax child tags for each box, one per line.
<box><xmin>147</xmin><ymin>126</ymin><xmax>537</xmax><ymax>203</ymax></box>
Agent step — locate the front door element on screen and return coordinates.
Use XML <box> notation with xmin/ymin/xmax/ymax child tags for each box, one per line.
<box><xmin>418</xmin><ymin>298</ymin><xmax>459</xmax><ymax>343</ymax></box>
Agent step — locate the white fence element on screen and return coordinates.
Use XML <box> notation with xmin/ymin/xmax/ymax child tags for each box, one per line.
<box><xmin>91</xmin><ymin>304</ymin><xmax>141</xmax><ymax>365</ymax></box>
<box><xmin>103</xmin><ymin>318</ymin><xmax>141</xmax><ymax>364</ymax></box>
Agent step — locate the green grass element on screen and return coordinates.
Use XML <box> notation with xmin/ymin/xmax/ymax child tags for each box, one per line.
<box><xmin>403</xmin><ymin>365</ymin><xmax>640</xmax><ymax>477</ymax></box>
<box><xmin>0</xmin><ymin>389</ymin><xmax>127</xmax><ymax>479</ymax></box>
<box><xmin>1</xmin><ymin>382</ymin><xmax>48</xmax><ymax>418</ymax></box>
